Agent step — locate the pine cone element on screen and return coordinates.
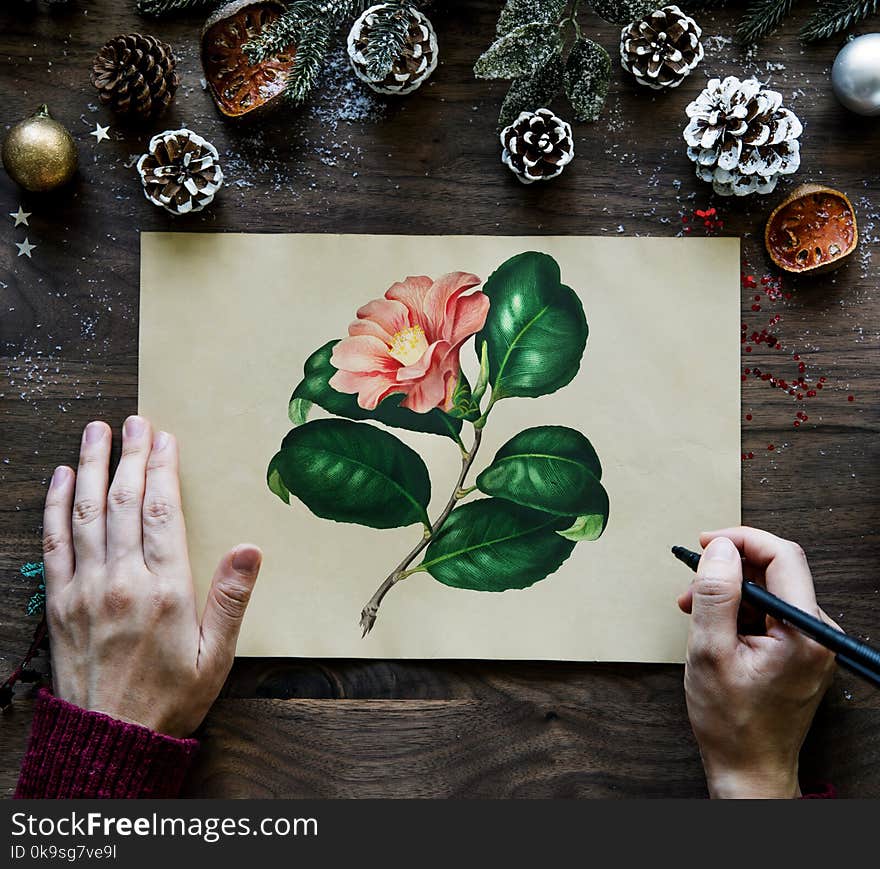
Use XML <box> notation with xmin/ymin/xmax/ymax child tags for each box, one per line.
<box><xmin>136</xmin><ymin>129</ymin><xmax>223</xmax><ymax>215</ymax></box>
<box><xmin>347</xmin><ymin>3</ymin><xmax>438</xmax><ymax>96</ymax></box>
<box><xmin>684</xmin><ymin>76</ymin><xmax>803</xmax><ymax>197</ymax></box>
<box><xmin>500</xmin><ymin>108</ymin><xmax>574</xmax><ymax>185</ymax></box>
<box><xmin>91</xmin><ymin>33</ymin><xmax>179</xmax><ymax>121</ymax></box>
<box><xmin>620</xmin><ymin>5</ymin><xmax>703</xmax><ymax>90</ymax></box>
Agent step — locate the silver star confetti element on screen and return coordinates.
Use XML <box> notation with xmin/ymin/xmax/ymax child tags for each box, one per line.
<box><xmin>90</xmin><ymin>123</ymin><xmax>110</xmax><ymax>144</ymax></box>
<box><xmin>9</xmin><ymin>207</ymin><xmax>31</xmax><ymax>227</ymax></box>
<box><xmin>15</xmin><ymin>237</ymin><xmax>36</xmax><ymax>258</ymax></box>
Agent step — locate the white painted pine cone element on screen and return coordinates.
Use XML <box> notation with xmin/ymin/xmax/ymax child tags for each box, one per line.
<box><xmin>347</xmin><ymin>3</ymin><xmax>438</xmax><ymax>96</ymax></box>
<box><xmin>683</xmin><ymin>76</ymin><xmax>802</xmax><ymax>196</ymax></box>
<box><xmin>620</xmin><ymin>5</ymin><xmax>704</xmax><ymax>90</ymax></box>
<box><xmin>500</xmin><ymin>108</ymin><xmax>574</xmax><ymax>185</ymax></box>
<box><xmin>136</xmin><ymin>128</ymin><xmax>223</xmax><ymax>215</ymax></box>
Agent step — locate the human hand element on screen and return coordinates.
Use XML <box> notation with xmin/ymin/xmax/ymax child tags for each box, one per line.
<box><xmin>42</xmin><ymin>417</ymin><xmax>262</xmax><ymax>738</ymax></box>
<box><xmin>677</xmin><ymin>527</ymin><xmax>837</xmax><ymax>799</ymax></box>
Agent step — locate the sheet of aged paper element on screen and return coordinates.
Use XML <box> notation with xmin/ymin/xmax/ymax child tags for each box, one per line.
<box><xmin>140</xmin><ymin>233</ymin><xmax>741</xmax><ymax>662</ymax></box>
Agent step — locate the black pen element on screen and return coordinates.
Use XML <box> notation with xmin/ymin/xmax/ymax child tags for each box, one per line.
<box><xmin>672</xmin><ymin>545</ymin><xmax>880</xmax><ymax>690</ymax></box>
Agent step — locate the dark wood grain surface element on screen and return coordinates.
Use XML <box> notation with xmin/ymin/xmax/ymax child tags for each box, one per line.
<box><xmin>2</xmin><ymin>1</ymin><xmax>879</xmax><ymax>798</ymax></box>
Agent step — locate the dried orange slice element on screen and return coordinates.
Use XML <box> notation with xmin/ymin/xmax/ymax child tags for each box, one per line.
<box><xmin>765</xmin><ymin>184</ymin><xmax>858</xmax><ymax>275</ymax></box>
<box><xmin>201</xmin><ymin>0</ymin><xmax>295</xmax><ymax>119</ymax></box>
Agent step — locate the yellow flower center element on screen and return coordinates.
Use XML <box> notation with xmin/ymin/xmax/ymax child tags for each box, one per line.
<box><xmin>388</xmin><ymin>324</ymin><xmax>428</xmax><ymax>366</ymax></box>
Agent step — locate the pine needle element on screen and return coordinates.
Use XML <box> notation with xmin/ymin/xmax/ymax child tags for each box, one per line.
<box><xmin>136</xmin><ymin>0</ymin><xmax>218</xmax><ymax>15</ymax></box>
<box><xmin>244</xmin><ymin>0</ymin><xmax>377</xmax><ymax>103</ymax></box>
<box><xmin>737</xmin><ymin>0</ymin><xmax>797</xmax><ymax>44</ymax></box>
<box><xmin>359</xmin><ymin>2</ymin><xmax>412</xmax><ymax>80</ymax></box>
<box><xmin>800</xmin><ymin>0</ymin><xmax>879</xmax><ymax>41</ymax></box>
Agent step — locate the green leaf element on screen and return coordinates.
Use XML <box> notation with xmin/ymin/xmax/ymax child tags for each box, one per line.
<box><xmin>288</xmin><ymin>397</ymin><xmax>312</xmax><ymax>426</ymax></box>
<box><xmin>557</xmin><ymin>512</ymin><xmax>607</xmax><ymax>542</ymax></box>
<box><xmin>498</xmin><ymin>51</ymin><xmax>564</xmax><ymax>128</ymax></box>
<box><xmin>590</xmin><ymin>0</ymin><xmax>658</xmax><ymax>24</ymax></box>
<box><xmin>272</xmin><ymin>419</ymin><xmax>431</xmax><ymax>529</ymax></box>
<box><xmin>447</xmin><ymin>370</ymin><xmax>481</xmax><ymax>422</ymax></box>
<box><xmin>476</xmin><ymin>252</ymin><xmax>587</xmax><ymax>400</ymax></box>
<box><xmin>266</xmin><ymin>452</ymin><xmax>291</xmax><ymax>505</ymax></box>
<box><xmin>476</xmin><ymin>426</ymin><xmax>608</xmax><ymax>525</ymax></box>
<box><xmin>472</xmin><ymin>339</ymin><xmax>491</xmax><ymax>402</ymax></box>
<box><xmin>291</xmin><ymin>341</ymin><xmax>463</xmax><ymax>440</ymax></box>
<box><xmin>564</xmin><ymin>39</ymin><xmax>611</xmax><ymax>123</ymax></box>
<box><xmin>474</xmin><ymin>22</ymin><xmax>562</xmax><ymax>80</ymax></box>
<box><xmin>419</xmin><ymin>499</ymin><xmax>575</xmax><ymax>591</ymax></box>
<box><xmin>496</xmin><ymin>0</ymin><xmax>567</xmax><ymax>36</ymax></box>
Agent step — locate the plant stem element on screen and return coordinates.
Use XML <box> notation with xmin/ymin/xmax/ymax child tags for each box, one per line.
<box><xmin>359</xmin><ymin>427</ymin><xmax>484</xmax><ymax>636</ymax></box>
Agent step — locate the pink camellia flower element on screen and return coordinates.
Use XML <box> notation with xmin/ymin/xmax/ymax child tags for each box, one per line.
<box><xmin>329</xmin><ymin>272</ymin><xmax>490</xmax><ymax>414</ymax></box>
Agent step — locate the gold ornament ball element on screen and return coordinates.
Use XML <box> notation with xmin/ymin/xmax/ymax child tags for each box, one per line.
<box><xmin>1</xmin><ymin>105</ymin><xmax>78</xmax><ymax>192</ymax></box>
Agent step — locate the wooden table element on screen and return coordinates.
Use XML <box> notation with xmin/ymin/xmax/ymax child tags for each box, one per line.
<box><xmin>1</xmin><ymin>1</ymin><xmax>878</xmax><ymax>798</ymax></box>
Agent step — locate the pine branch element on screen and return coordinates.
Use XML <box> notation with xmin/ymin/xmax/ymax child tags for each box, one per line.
<box><xmin>359</xmin><ymin>2</ymin><xmax>411</xmax><ymax>80</ymax></box>
<box><xmin>680</xmin><ymin>0</ymin><xmax>731</xmax><ymax>11</ymax></box>
<box><xmin>284</xmin><ymin>17</ymin><xmax>335</xmax><ymax>103</ymax></box>
<box><xmin>244</xmin><ymin>8</ymin><xmax>307</xmax><ymax>63</ymax></box>
<box><xmin>245</xmin><ymin>0</ymin><xmax>383</xmax><ymax>104</ymax></box>
<box><xmin>136</xmin><ymin>0</ymin><xmax>218</xmax><ymax>16</ymax></box>
<box><xmin>737</xmin><ymin>0</ymin><xmax>797</xmax><ymax>44</ymax></box>
<box><xmin>801</xmin><ymin>0</ymin><xmax>879</xmax><ymax>41</ymax></box>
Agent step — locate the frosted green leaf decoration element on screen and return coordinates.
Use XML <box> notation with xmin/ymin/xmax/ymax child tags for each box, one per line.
<box><xmin>474</xmin><ymin>22</ymin><xmax>562</xmax><ymax>80</ymax></box>
<box><xmin>564</xmin><ymin>38</ymin><xmax>611</xmax><ymax>123</ymax></box>
<box><xmin>496</xmin><ymin>0</ymin><xmax>567</xmax><ymax>36</ymax></box>
<box><xmin>498</xmin><ymin>52</ymin><xmax>564</xmax><ymax>128</ymax></box>
<box><xmin>591</xmin><ymin>0</ymin><xmax>659</xmax><ymax>24</ymax></box>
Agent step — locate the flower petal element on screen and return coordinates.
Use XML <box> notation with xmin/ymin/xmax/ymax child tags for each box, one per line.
<box><xmin>330</xmin><ymin>335</ymin><xmax>398</xmax><ymax>375</ymax></box>
<box><xmin>399</xmin><ymin>361</ymin><xmax>453</xmax><ymax>413</ymax></box>
<box><xmin>354</xmin><ymin>297</ymin><xmax>410</xmax><ymax>340</ymax></box>
<box><xmin>348</xmin><ymin>318</ymin><xmax>394</xmax><ymax>343</ymax></box>
<box><xmin>328</xmin><ymin>368</ymin><xmax>400</xmax><ymax>410</ymax></box>
<box><xmin>385</xmin><ymin>275</ymin><xmax>433</xmax><ymax>333</ymax></box>
<box><xmin>423</xmin><ymin>271</ymin><xmax>482</xmax><ymax>340</ymax></box>
<box><xmin>396</xmin><ymin>340</ymin><xmax>450</xmax><ymax>382</ymax></box>
<box><xmin>445</xmin><ymin>290</ymin><xmax>490</xmax><ymax>348</ymax></box>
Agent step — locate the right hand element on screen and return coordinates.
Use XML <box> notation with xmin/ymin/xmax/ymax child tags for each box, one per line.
<box><xmin>677</xmin><ymin>527</ymin><xmax>837</xmax><ymax>798</ymax></box>
<box><xmin>43</xmin><ymin>417</ymin><xmax>262</xmax><ymax>738</ymax></box>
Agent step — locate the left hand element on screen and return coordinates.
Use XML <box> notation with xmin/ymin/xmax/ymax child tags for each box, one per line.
<box><xmin>43</xmin><ymin>416</ymin><xmax>262</xmax><ymax>737</ymax></box>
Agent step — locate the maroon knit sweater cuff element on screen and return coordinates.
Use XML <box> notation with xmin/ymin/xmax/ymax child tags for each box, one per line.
<box><xmin>14</xmin><ymin>689</ymin><xmax>199</xmax><ymax>799</ymax></box>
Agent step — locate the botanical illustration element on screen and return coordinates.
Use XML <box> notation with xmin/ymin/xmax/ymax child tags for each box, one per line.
<box><xmin>267</xmin><ymin>252</ymin><xmax>610</xmax><ymax>634</ymax></box>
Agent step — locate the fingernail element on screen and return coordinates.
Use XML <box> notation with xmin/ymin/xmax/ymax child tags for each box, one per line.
<box><xmin>704</xmin><ymin>536</ymin><xmax>738</xmax><ymax>561</ymax></box>
<box><xmin>153</xmin><ymin>431</ymin><xmax>170</xmax><ymax>451</ymax></box>
<box><xmin>232</xmin><ymin>545</ymin><xmax>261</xmax><ymax>574</ymax></box>
<box><xmin>124</xmin><ymin>416</ymin><xmax>146</xmax><ymax>438</ymax></box>
<box><xmin>50</xmin><ymin>466</ymin><xmax>70</xmax><ymax>487</ymax></box>
<box><xmin>83</xmin><ymin>421</ymin><xmax>104</xmax><ymax>444</ymax></box>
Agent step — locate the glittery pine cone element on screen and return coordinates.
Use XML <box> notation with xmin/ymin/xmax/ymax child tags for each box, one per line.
<box><xmin>620</xmin><ymin>5</ymin><xmax>703</xmax><ymax>90</ymax></box>
<box><xmin>91</xmin><ymin>33</ymin><xmax>179</xmax><ymax>121</ymax></box>
<box><xmin>347</xmin><ymin>3</ymin><xmax>438</xmax><ymax>95</ymax></box>
<box><xmin>684</xmin><ymin>76</ymin><xmax>803</xmax><ymax>197</ymax></box>
<box><xmin>500</xmin><ymin>108</ymin><xmax>574</xmax><ymax>185</ymax></box>
<box><xmin>136</xmin><ymin>129</ymin><xmax>223</xmax><ymax>215</ymax></box>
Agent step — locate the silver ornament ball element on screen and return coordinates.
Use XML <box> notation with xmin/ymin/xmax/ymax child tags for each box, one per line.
<box><xmin>831</xmin><ymin>33</ymin><xmax>880</xmax><ymax>116</ymax></box>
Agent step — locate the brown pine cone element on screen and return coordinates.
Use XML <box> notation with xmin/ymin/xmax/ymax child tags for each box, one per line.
<box><xmin>91</xmin><ymin>33</ymin><xmax>179</xmax><ymax>121</ymax></box>
<box><xmin>136</xmin><ymin>129</ymin><xmax>224</xmax><ymax>216</ymax></box>
<box><xmin>620</xmin><ymin>5</ymin><xmax>703</xmax><ymax>91</ymax></box>
<box><xmin>500</xmin><ymin>108</ymin><xmax>574</xmax><ymax>185</ymax></box>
